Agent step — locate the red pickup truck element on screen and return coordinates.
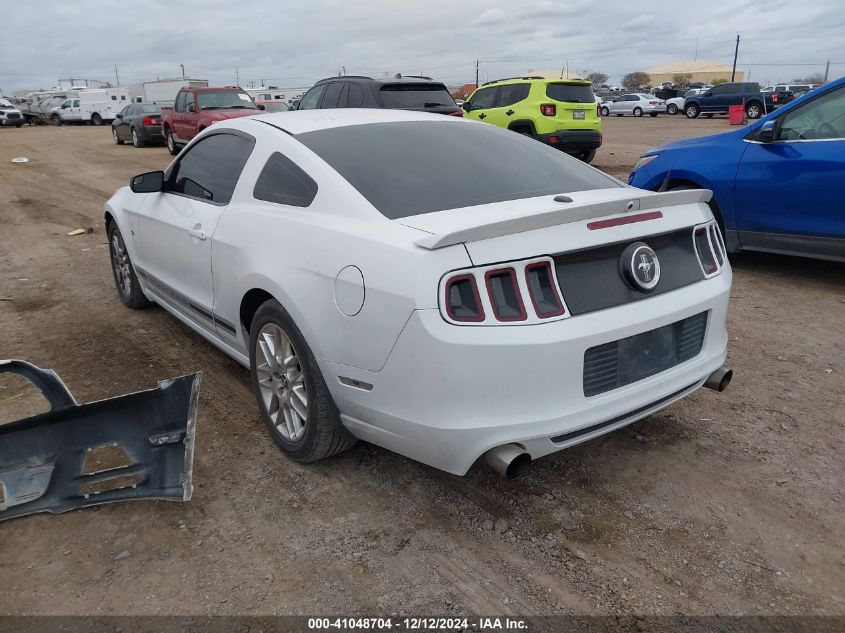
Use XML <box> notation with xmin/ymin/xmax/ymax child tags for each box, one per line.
<box><xmin>161</xmin><ymin>87</ymin><xmax>263</xmax><ymax>155</ymax></box>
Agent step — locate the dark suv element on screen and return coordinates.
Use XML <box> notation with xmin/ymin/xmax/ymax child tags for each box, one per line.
<box><xmin>295</xmin><ymin>75</ymin><xmax>462</xmax><ymax>116</ymax></box>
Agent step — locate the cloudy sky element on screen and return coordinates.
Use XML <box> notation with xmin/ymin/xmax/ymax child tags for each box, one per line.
<box><xmin>3</xmin><ymin>0</ymin><xmax>843</xmax><ymax>93</ymax></box>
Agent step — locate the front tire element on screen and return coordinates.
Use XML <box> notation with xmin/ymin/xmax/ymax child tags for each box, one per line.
<box><xmin>165</xmin><ymin>129</ymin><xmax>179</xmax><ymax>156</ymax></box>
<box><xmin>667</xmin><ymin>104</ymin><xmax>678</xmax><ymax>115</ymax></box>
<box><xmin>51</xmin><ymin>114</ymin><xmax>63</xmax><ymax>126</ymax></box>
<box><xmin>107</xmin><ymin>223</ymin><xmax>151</xmax><ymax>309</ymax></box>
<box><xmin>633</xmin><ymin>107</ymin><xmax>643</xmax><ymax>117</ymax></box>
<box><xmin>132</xmin><ymin>127</ymin><xmax>145</xmax><ymax>148</ymax></box>
<box><xmin>249</xmin><ymin>300</ymin><xmax>356</xmax><ymax>463</ymax></box>
<box><xmin>600</xmin><ymin>106</ymin><xmax>609</xmax><ymax>116</ymax></box>
<box><xmin>113</xmin><ymin>127</ymin><xmax>124</xmax><ymax>145</ymax></box>
<box><xmin>685</xmin><ymin>103</ymin><xmax>700</xmax><ymax>118</ymax></box>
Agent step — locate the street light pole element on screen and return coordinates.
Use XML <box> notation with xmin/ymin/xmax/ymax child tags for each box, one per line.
<box><xmin>180</xmin><ymin>64</ymin><xmax>185</xmax><ymax>79</ymax></box>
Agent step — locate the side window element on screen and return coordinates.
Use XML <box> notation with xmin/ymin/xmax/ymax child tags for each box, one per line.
<box><xmin>253</xmin><ymin>152</ymin><xmax>318</xmax><ymax>207</ymax></box>
<box><xmin>496</xmin><ymin>84</ymin><xmax>530</xmax><ymax>107</ymax></box>
<box><xmin>73</xmin><ymin>99</ymin><xmax>80</xmax><ymax>107</ymax></box>
<box><xmin>347</xmin><ymin>83</ymin><xmax>365</xmax><ymax>108</ymax></box>
<box><xmin>320</xmin><ymin>82</ymin><xmax>344</xmax><ymax>109</ymax></box>
<box><xmin>175</xmin><ymin>91</ymin><xmax>186</xmax><ymax>112</ymax></box>
<box><xmin>470</xmin><ymin>87</ymin><xmax>498</xmax><ymax>110</ymax></box>
<box><xmin>709</xmin><ymin>85</ymin><xmax>726</xmax><ymax>96</ymax></box>
<box><xmin>723</xmin><ymin>84</ymin><xmax>741</xmax><ymax>94</ymax></box>
<box><xmin>121</xmin><ymin>95</ymin><xmax>126</xmax><ymax>100</ymax></box>
<box><xmin>777</xmin><ymin>86</ymin><xmax>845</xmax><ymax>141</ymax></box>
<box><xmin>120</xmin><ymin>106</ymin><xmax>132</xmax><ymax>116</ymax></box>
<box><xmin>298</xmin><ymin>85</ymin><xmax>325</xmax><ymax>110</ymax></box>
<box><xmin>168</xmin><ymin>133</ymin><xmax>255</xmax><ymax>204</ymax></box>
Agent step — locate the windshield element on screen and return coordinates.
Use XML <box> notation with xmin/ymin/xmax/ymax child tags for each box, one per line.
<box><xmin>0</xmin><ymin>99</ymin><xmax>13</xmax><ymax>108</ymax></box>
<box><xmin>378</xmin><ymin>84</ymin><xmax>456</xmax><ymax>109</ymax></box>
<box><xmin>297</xmin><ymin>121</ymin><xmax>620</xmax><ymax>219</ymax></box>
<box><xmin>197</xmin><ymin>91</ymin><xmax>258</xmax><ymax>110</ymax></box>
<box><xmin>545</xmin><ymin>83</ymin><xmax>595</xmax><ymax>103</ymax></box>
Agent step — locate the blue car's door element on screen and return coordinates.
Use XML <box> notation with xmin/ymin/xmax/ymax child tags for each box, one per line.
<box><xmin>733</xmin><ymin>84</ymin><xmax>845</xmax><ymax>258</ymax></box>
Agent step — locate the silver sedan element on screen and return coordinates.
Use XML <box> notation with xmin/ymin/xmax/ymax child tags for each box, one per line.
<box><xmin>600</xmin><ymin>93</ymin><xmax>666</xmax><ymax>117</ymax></box>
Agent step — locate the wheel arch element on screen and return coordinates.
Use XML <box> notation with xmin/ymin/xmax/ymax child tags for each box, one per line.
<box><xmin>507</xmin><ymin>119</ymin><xmax>537</xmax><ymax>135</ymax></box>
<box><xmin>239</xmin><ymin>287</ymin><xmax>276</xmax><ymax>340</ymax></box>
<box><xmin>666</xmin><ymin>177</ymin><xmax>728</xmax><ymax>233</ymax></box>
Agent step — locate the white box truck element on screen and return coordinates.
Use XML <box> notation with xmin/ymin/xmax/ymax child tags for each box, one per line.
<box><xmin>50</xmin><ymin>88</ymin><xmax>129</xmax><ymax>125</ymax></box>
<box><xmin>141</xmin><ymin>79</ymin><xmax>208</xmax><ymax>105</ymax></box>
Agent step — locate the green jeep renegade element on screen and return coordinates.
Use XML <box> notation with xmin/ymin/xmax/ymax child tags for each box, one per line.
<box><xmin>462</xmin><ymin>76</ymin><xmax>602</xmax><ymax>163</ymax></box>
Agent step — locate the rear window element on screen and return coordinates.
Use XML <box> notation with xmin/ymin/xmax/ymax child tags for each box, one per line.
<box><xmin>297</xmin><ymin>121</ymin><xmax>619</xmax><ymax>219</ymax></box>
<box><xmin>139</xmin><ymin>104</ymin><xmax>160</xmax><ymax>113</ymax></box>
<box><xmin>378</xmin><ymin>84</ymin><xmax>455</xmax><ymax>109</ymax></box>
<box><xmin>545</xmin><ymin>83</ymin><xmax>595</xmax><ymax>103</ymax></box>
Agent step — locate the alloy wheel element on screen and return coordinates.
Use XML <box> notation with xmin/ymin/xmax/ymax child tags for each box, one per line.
<box><xmin>254</xmin><ymin>323</ymin><xmax>308</xmax><ymax>442</ymax></box>
<box><xmin>110</xmin><ymin>231</ymin><xmax>132</xmax><ymax>297</ymax></box>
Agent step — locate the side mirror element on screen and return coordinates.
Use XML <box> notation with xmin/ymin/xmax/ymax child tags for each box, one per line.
<box><xmin>757</xmin><ymin>120</ymin><xmax>776</xmax><ymax>143</ymax></box>
<box><xmin>291</xmin><ymin>99</ymin><xmax>300</xmax><ymax>109</ymax></box>
<box><xmin>257</xmin><ymin>104</ymin><xmax>265</xmax><ymax>110</ymax></box>
<box><xmin>130</xmin><ymin>171</ymin><xmax>164</xmax><ymax>193</ymax></box>
<box><xmin>115</xmin><ymin>113</ymin><xmax>123</xmax><ymax>119</ymax></box>
<box><xmin>462</xmin><ymin>101</ymin><xmax>471</xmax><ymax>112</ymax></box>
<box><xmin>61</xmin><ymin>104</ymin><xmax>68</xmax><ymax>109</ymax></box>
<box><xmin>703</xmin><ymin>91</ymin><xmax>712</xmax><ymax>97</ymax></box>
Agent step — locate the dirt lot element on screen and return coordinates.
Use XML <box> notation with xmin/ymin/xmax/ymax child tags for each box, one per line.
<box><xmin>0</xmin><ymin>117</ymin><xmax>843</xmax><ymax>617</ymax></box>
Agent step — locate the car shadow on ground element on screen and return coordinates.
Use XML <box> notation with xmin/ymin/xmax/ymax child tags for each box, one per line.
<box><xmin>729</xmin><ymin>250</ymin><xmax>845</xmax><ymax>287</ymax></box>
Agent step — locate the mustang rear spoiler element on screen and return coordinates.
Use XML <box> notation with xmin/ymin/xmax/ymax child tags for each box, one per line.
<box><xmin>413</xmin><ymin>188</ymin><xmax>712</xmax><ymax>250</ymax></box>
<box><xmin>0</xmin><ymin>360</ymin><xmax>200</xmax><ymax>522</ymax></box>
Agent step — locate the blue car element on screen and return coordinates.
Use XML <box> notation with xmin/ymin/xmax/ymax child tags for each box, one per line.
<box><xmin>629</xmin><ymin>76</ymin><xmax>845</xmax><ymax>262</ymax></box>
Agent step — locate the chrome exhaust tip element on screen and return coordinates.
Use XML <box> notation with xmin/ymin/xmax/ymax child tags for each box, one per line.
<box><xmin>704</xmin><ymin>366</ymin><xmax>733</xmax><ymax>392</ymax></box>
<box><xmin>484</xmin><ymin>444</ymin><xmax>531</xmax><ymax>479</ymax></box>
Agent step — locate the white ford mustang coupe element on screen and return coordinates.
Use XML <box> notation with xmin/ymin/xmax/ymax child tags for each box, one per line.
<box><xmin>105</xmin><ymin>109</ymin><xmax>732</xmax><ymax>478</ymax></box>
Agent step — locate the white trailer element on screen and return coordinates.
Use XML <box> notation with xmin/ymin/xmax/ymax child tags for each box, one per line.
<box><xmin>141</xmin><ymin>78</ymin><xmax>208</xmax><ymax>105</ymax></box>
<box><xmin>246</xmin><ymin>86</ymin><xmax>310</xmax><ymax>105</ymax></box>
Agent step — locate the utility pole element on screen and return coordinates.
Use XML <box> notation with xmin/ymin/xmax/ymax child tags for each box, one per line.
<box><xmin>235</xmin><ymin>67</ymin><xmax>239</xmax><ymax>86</ymax></box>
<box><xmin>475</xmin><ymin>60</ymin><xmax>479</xmax><ymax>87</ymax></box>
<box><xmin>114</xmin><ymin>64</ymin><xmax>120</xmax><ymax>86</ymax></box>
<box><xmin>731</xmin><ymin>34</ymin><xmax>740</xmax><ymax>82</ymax></box>
<box><xmin>694</xmin><ymin>37</ymin><xmax>699</xmax><ymax>61</ymax></box>
<box><xmin>824</xmin><ymin>60</ymin><xmax>830</xmax><ymax>82</ymax></box>
<box><xmin>180</xmin><ymin>64</ymin><xmax>185</xmax><ymax>79</ymax></box>
<box><xmin>342</xmin><ymin>65</ymin><xmax>346</xmax><ymax>76</ymax></box>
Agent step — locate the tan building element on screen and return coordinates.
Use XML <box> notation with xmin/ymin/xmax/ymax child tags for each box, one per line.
<box><xmin>646</xmin><ymin>60</ymin><xmax>744</xmax><ymax>86</ymax></box>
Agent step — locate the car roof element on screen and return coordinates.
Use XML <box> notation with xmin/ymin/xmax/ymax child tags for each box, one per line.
<box><xmin>483</xmin><ymin>76</ymin><xmax>591</xmax><ymax>86</ymax></box>
<box><xmin>226</xmin><ymin>108</ymin><xmax>456</xmax><ymax>135</ymax></box>
<box><xmin>313</xmin><ymin>75</ymin><xmax>446</xmax><ymax>86</ymax></box>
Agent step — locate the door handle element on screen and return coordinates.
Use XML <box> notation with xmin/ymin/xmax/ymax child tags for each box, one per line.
<box><xmin>478</xmin><ymin>113</ymin><xmax>486</xmax><ymax>119</ymax></box>
<box><xmin>505</xmin><ymin>109</ymin><xmax>515</xmax><ymax>116</ymax></box>
<box><xmin>189</xmin><ymin>225</ymin><xmax>208</xmax><ymax>241</ymax></box>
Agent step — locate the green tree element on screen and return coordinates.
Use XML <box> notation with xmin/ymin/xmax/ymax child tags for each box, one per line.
<box><xmin>792</xmin><ymin>73</ymin><xmax>826</xmax><ymax>85</ymax></box>
<box><xmin>672</xmin><ymin>73</ymin><xmax>693</xmax><ymax>89</ymax></box>
<box><xmin>622</xmin><ymin>72</ymin><xmax>651</xmax><ymax>92</ymax></box>
<box><xmin>710</xmin><ymin>77</ymin><xmax>729</xmax><ymax>85</ymax></box>
<box><xmin>587</xmin><ymin>72</ymin><xmax>609</xmax><ymax>86</ymax></box>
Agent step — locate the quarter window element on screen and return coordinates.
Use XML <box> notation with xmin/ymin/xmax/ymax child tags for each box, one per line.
<box><xmin>346</xmin><ymin>83</ymin><xmax>365</xmax><ymax>108</ymax></box>
<box><xmin>167</xmin><ymin>133</ymin><xmax>255</xmax><ymax>204</ymax></box>
<box><xmin>320</xmin><ymin>83</ymin><xmax>345</xmax><ymax>108</ymax></box>
<box><xmin>253</xmin><ymin>152</ymin><xmax>318</xmax><ymax>207</ymax></box>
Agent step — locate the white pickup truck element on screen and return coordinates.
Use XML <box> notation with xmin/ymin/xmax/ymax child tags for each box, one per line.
<box><xmin>50</xmin><ymin>88</ymin><xmax>130</xmax><ymax>125</ymax></box>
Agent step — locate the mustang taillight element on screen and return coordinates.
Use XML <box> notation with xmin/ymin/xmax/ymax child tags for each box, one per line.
<box><xmin>693</xmin><ymin>221</ymin><xmax>728</xmax><ymax>278</ymax></box>
<box><xmin>444</xmin><ymin>274</ymin><xmax>485</xmax><ymax>322</ymax></box>
<box><xmin>440</xmin><ymin>257</ymin><xmax>568</xmax><ymax>325</ymax></box>
<box><xmin>485</xmin><ymin>268</ymin><xmax>526</xmax><ymax>321</ymax></box>
<box><xmin>525</xmin><ymin>261</ymin><xmax>565</xmax><ymax>318</ymax></box>
<box><xmin>540</xmin><ymin>103</ymin><xmax>556</xmax><ymax>116</ymax></box>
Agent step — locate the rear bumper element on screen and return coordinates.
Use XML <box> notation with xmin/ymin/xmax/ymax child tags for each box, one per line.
<box><xmin>538</xmin><ymin>129</ymin><xmax>602</xmax><ymax>153</ymax></box>
<box><xmin>139</xmin><ymin>125</ymin><xmax>164</xmax><ymax>142</ymax></box>
<box><xmin>324</xmin><ymin>270</ymin><xmax>732</xmax><ymax>475</ymax></box>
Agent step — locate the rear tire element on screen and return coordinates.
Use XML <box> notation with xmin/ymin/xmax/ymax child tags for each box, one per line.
<box><xmin>249</xmin><ymin>300</ymin><xmax>356</xmax><ymax>463</ymax></box>
<box><xmin>132</xmin><ymin>127</ymin><xmax>144</xmax><ymax>148</ymax></box>
<box><xmin>746</xmin><ymin>102</ymin><xmax>763</xmax><ymax>119</ymax></box>
<box><xmin>633</xmin><ymin>107</ymin><xmax>643</xmax><ymax>117</ymax></box>
<box><xmin>600</xmin><ymin>106</ymin><xmax>609</xmax><ymax>116</ymax></box>
<box><xmin>165</xmin><ymin>129</ymin><xmax>179</xmax><ymax>155</ymax></box>
<box><xmin>685</xmin><ymin>103</ymin><xmax>700</xmax><ymax>118</ymax></box>
<box><xmin>91</xmin><ymin>113</ymin><xmax>103</xmax><ymax>126</ymax></box>
<box><xmin>578</xmin><ymin>149</ymin><xmax>597</xmax><ymax>164</ymax></box>
<box><xmin>667</xmin><ymin>104</ymin><xmax>678</xmax><ymax>115</ymax></box>
<box><xmin>113</xmin><ymin>127</ymin><xmax>124</xmax><ymax>145</ymax></box>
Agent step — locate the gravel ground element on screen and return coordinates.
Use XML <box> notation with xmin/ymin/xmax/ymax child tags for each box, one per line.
<box><xmin>0</xmin><ymin>117</ymin><xmax>843</xmax><ymax>617</ymax></box>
